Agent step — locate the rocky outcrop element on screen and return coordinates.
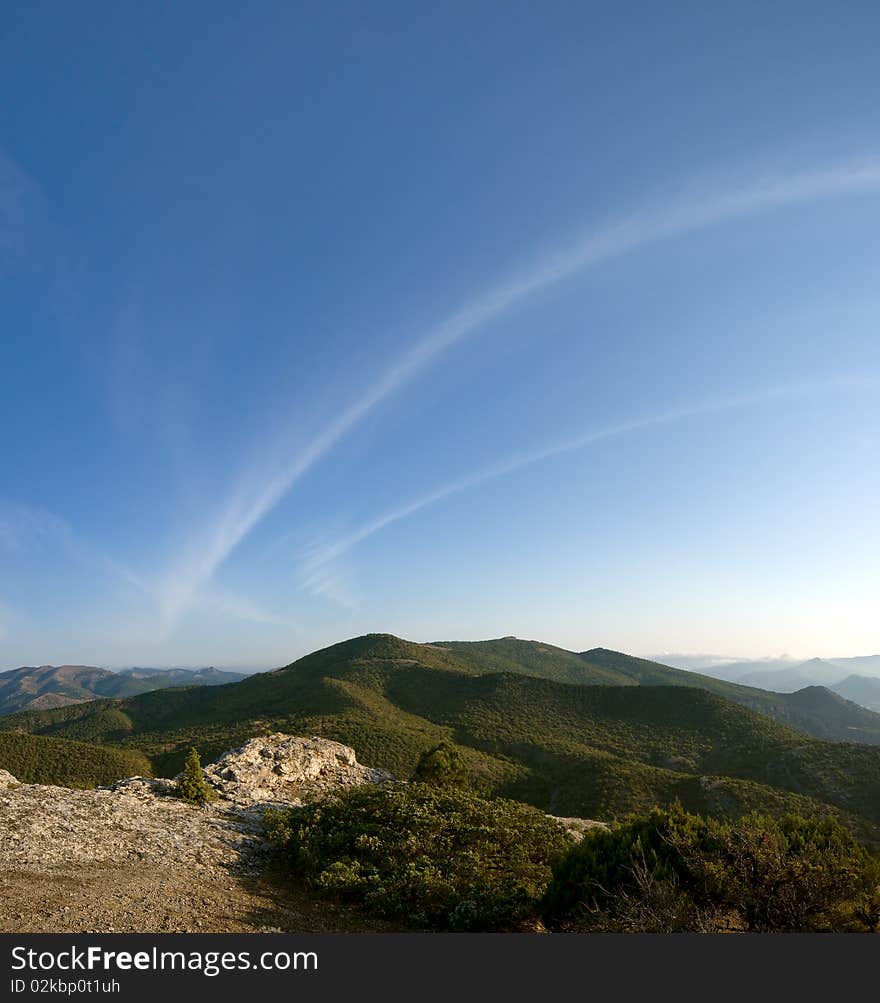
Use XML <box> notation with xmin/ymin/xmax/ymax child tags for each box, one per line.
<box><xmin>548</xmin><ymin>815</ymin><xmax>609</xmax><ymax>841</ymax></box>
<box><xmin>0</xmin><ymin>768</ymin><xmax>19</xmax><ymax>788</ymax></box>
<box><xmin>0</xmin><ymin>734</ymin><xmax>390</xmax><ymax>885</ymax></box>
<box><xmin>203</xmin><ymin>734</ymin><xmax>392</xmax><ymax>805</ymax></box>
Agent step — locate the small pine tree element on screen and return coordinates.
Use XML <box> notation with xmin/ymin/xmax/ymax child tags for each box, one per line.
<box><xmin>177</xmin><ymin>747</ymin><xmax>215</xmax><ymax>806</ymax></box>
<box><xmin>412</xmin><ymin>740</ymin><xmax>470</xmax><ymax>788</ymax></box>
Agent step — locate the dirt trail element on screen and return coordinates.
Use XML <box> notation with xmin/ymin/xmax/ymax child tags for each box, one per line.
<box><xmin>0</xmin><ymin>776</ymin><xmax>391</xmax><ymax>933</ymax></box>
<box><xmin>0</xmin><ymin>866</ymin><xmax>392</xmax><ymax>933</ymax></box>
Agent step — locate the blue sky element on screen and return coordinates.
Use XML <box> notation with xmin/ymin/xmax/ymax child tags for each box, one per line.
<box><xmin>1</xmin><ymin>2</ymin><xmax>879</xmax><ymax>668</ymax></box>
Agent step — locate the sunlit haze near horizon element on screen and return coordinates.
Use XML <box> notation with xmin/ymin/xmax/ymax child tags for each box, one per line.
<box><xmin>1</xmin><ymin>4</ymin><xmax>879</xmax><ymax>669</ymax></box>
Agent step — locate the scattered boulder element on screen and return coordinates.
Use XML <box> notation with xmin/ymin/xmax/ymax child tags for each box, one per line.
<box><xmin>0</xmin><ymin>768</ymin><xmax>18</xmax><ymax>788</ymax></box>
<box><xmin>110</xmin><ymin>776</ymin><xmax>176</xmax><ymax>798</ymax></box>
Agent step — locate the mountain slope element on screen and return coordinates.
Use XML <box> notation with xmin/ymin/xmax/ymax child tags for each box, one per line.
<box><xmin>578</xmin><ymin>648</ymin><xmax>880</xmax><ymax>744</ymax></box>
<box><xmin>831</xmin><ymin>675</ymin><xmax>880</xmax><ymax>714</ymax></box>
<box><xmin>0</xmin><ymin>663</ymin><xmax>249</xmax><ymax>716</ymax></box>
<box><xmin>0</xmin><ymin>665</ymin><xmax>117</xmax><ymax>714</ymax></box>
<box><xmin>434</xmin><ymin>638</ymin><xmax>637</xmax><ymax>686</ymax></box>
<box><xmin>3</xmin><ymin>633</ymin><xmax>880</xmax><ymax>841</ymax></box>
<box><xmin>343</xmin><ymin>637</ymin><xmax>880</xmax><ymax>745</ymax></box>
<box><xmin>0</xmin><ymin>732</ymin><xmax>151</xmax><ymax>787</ymax></box>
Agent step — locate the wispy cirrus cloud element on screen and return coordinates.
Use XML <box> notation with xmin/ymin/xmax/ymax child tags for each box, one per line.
<box><xmin>0</xmin><ymin>501</ymin><xmax>147</xmax><ymax>594</ymax></box>
<box><xmin>196</xmin><ymin>586</ymin><xmax>295</xmax><ymax>628</ymax></box>
<box><xmin>298</xmin><ymin>376</ymin><xmax>880</xmax><ymax>601</ymax></box>
<box><xmin>0</xmin><ymin>596</ymin><xmax>14</xmax><ymax>641</ymax></box>
<box><xmin>0</xmin><ymin>501</ymin><xmax>290</xmax><ymax>643</ymax></box>
<box><xmin>0</xmin><ymin>150</ymin><xmax>40</xmax><ymax>255</ymax></box>
<box><xmin>155</xmin><ymin>156</ymin><xmax>880</xmax><ymax>628</ymax></box>
<box><xmin>297</xmin><ymin>557</ymin><xmax>359</xmax><ymax>610</ymax></box>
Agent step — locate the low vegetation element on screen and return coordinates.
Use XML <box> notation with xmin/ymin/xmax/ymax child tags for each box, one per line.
<box><xmin>265</xmin><ymin>783</ymin><xmax>573</xmax><ymax>931</ymax></box>
<box><xmin>542</xmin><ymin>805</ymin><xmax>880</xmax><ymax>932</ymax></box>
<box><xmin>265</xmin><ymin>786</ymin><xmax>880</xmax><ymax>933</ymax></box>
<box><xmin>0</xmin><ymin>732</ymin><xmax>151</xmax><ymax>788</ymax></box>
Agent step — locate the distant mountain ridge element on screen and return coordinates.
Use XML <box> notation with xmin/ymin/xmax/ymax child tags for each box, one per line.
<box><xmin>656</xmin><ymin>652</ymin><xmax>880</xmax><ymax>679</ymax></box>
<box><xmin>116</xmin><ymin>666</ymin><xmax>249</xmax><ymax>686</ymax></box>
<box><xmin>832</xmin><ymin>675</ymin><xmax>880</xmax><ymax>714</ymax></box>
<box><xmin>828</xmin><ymin>655</ymin><xmax>880</xmax><ymax>675</ymax></box>
<box><xmin>737</xmin><ymin>658</ymin><xmax>843</xmax><ymax>691</ymax></box>
<box><xmin>0</xmin><ymin>664</ymin><xmax>249</xmax><ymax>717</ymax></box>
<box><xmin>655</xmin><ymin>652</ymin><xmax>880</xmax><ymax>712</ymax></box>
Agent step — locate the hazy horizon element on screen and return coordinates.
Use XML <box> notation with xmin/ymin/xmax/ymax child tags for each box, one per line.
<box><xmin>2</xmin><ymin>6</ymin><xmax>878</xmax><ymax>668</ymax></box>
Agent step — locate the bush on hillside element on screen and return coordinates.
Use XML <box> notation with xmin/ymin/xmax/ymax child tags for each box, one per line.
<box><xmin>176</xmin><ymin>747</ymin><xmax>215</xmax><ymax>806</ymax></box>
<box><xmin>265</xmin><ymin>782</ymin><xmax>572</xmax><ymax>930</ymax></box>
<box><xmin>542</xmin><ymin>805</ymin><xmax>880</xmax><ymax>932</ymax></box>
<box><xmin>411</xmin><ymin>740</ymin><xmax>470</xmax><ymax>788</ymax></box>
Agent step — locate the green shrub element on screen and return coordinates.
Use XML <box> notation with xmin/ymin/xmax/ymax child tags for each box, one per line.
<box><xmin>176</xmin><ymin>747</ymin><xmax>215</xmax><ymax>806</ymax></box>
<box><xmin>265</xmin><ymin>782</ymin><xmax>573</xmax><ymax>930</ymax></box>
<box><xmin>411</xmin><ymin>740</ymin><xmax>470</xmax><ymax>788</ymax></box>
<box><xmin>543</xmin><ymin>805</ymin><xmax>880</xmax><ymax>932</ymax></box>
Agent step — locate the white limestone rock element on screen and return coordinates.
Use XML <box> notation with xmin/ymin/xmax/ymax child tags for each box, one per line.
<box><xmin>203</xmin><ymin>733</ymin><xmax>392</xmax><ymax>805</ymax></box>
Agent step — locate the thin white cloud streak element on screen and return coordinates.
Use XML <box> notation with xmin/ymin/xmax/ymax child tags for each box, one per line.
<box><xmin>0</xmin><ymin>502</ymin><xmax>287</xmax><ymax>644</ymax></box>
<box><xmin>0</xmin><ymin>502</ymin><xmax>147</xmax><ymax>594</ymax></box>
<box><xmin>297</xmin><ymin>561</ymin><xmax>359</xmax><ymax>610</ymax></box>
<box><xmin>159</xmin><ymin>156</ymin><xmax>880</xmax><ymax>628</ymax></box>
<box><xmin>196</xmin><ymin>586</ymin><xmax>295</xmax><ymax>628</ymax></box>
<box><xmin>300</xmin><ymin>376</ymin><xmax>880</xmax><ymax>592</ymax></box>
<box><xmin>0</xmin><ymin>597</ymin><xmax>13</xmax><ymax>641</ymax></box>
<box><xmin>0</xmin><ymin>151</ymin><xmax>35</xmax><ymax>251</ymax></box>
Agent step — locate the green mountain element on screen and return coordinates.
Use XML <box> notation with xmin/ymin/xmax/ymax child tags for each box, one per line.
<box><xmin>430</xmin><ymin>640</ymin><xmax>880</xmax><ymax>743</ymax></box>
<box><xmin>0</xmin><ymin>732</ymin><xmax>151</xmax><ymax>788</ymax></box>
<box><xmin>3</xmin><ymin>633</ymin><xmax>880</xmax><ymax>841</ymax></box>
<box><xmin>576</xmin><ymin>647</ymin><xmax>880</xmax><ymax>743</ymax></box>
<box><xmin>435</xmin><ymin>638</ymin><xmax>636</xmax><ymax>685</ymax></box>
